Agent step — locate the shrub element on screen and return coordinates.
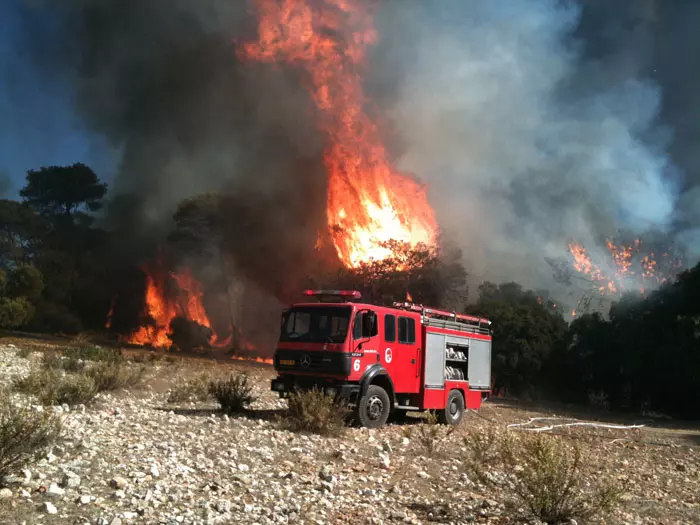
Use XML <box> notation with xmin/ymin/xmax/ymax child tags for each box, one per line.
<box><xmin>63</xmin><ymin>344</ymin><xmax>123</xmax><ymax>364</ymax></box>
<box><xmin>208</xmin><ymin>373</ymin><xmax>257</xmax><ymax>415</ymax></box>
<box><xmin>41</xmin><ymin>352</ymin><xmax>84</xmax><ymax>373</ymax></box>
<box><xmin>15</xmin><ymin>347</ymin><xmax>31</xmax><ymax>359</ymax></box>
<box><xmin>403</xmin><ymin>411</ymin><xmax>455</xmax><ymax>457</ymax></box>
<box><xmin>0</xmin><ymin>390</ymin><xmax>61</xmax><ymax>483</ymax></box>
<box><xmin>40</xmin><ymin>374</ymin><xmax>98</xmax><ymax>406</ymax></box>
<box><xmin>15</xmin><ymin>368</ymin><xmax>97</xmax><ymax>406</ymax></box>
<box><xmin>284</xmin><ymin>388</ymin><xmax>348</xmax><ymax>436</ymax></box>
<box><xmin>0</xmin><ymin>297</ymin><xmax>33</xmax><ymax>329</ymax></box>
<box><xmin>464</xmin><ymin>430</ymin><xmax>623</xmax><ymax>523</ymax></box>
<box><xmin>85</xmin><ymin>361</ymin><xmax>144</xmax><ymax>393</ymax></box>
<box><xmin>167</xmin><ymin>373</ymin><xmax>213</xmax><ymax>403</ymax></box>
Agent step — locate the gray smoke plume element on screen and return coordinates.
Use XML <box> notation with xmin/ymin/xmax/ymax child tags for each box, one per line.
<box><xmin>372</xmin><ymin>0</ymin><xmax>696</xmax><ymax>294</ymax></box>
<box><xmin>17</xmin><ymin>0</ymin><xmax>700</xmax><ymax>305</ymax></box>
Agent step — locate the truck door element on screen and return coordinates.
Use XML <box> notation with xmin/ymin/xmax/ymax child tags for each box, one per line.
<box><xmin>383</xmin><ymin>313</ymin><xmax>420</xmax><ymax>393</ymax></box>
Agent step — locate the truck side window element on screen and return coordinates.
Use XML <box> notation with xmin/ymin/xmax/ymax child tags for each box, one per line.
<box><xmin>384</xmin><ymin>314</ymin><xmax>396</xmax><ymax>342</ymax></box>
<box><xmin>398</xmin><ymin>316</ymin><xmax>416</xmax><ymax>344</ymax></box>
<box><xmin>353</xmin><ymin>312</ymin><xmax>363</xmax><ymax>340</ymax></box>
<box><xmin>353</xmin><ymin>311</ymin><xmax>378</xmax><ymax>339</ymax></box>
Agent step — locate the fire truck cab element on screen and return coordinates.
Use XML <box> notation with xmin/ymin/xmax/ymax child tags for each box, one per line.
<box><xmin>271</xmin><ymin>290</ymin><xmax>492</xmax><ymax>428</ymax></box>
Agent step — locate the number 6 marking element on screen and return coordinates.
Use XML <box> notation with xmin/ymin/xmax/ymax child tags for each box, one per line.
<box><xmin>353</xmin><ymin>359</ymin><xmax>361</xmax><ymax>372</ymax></box>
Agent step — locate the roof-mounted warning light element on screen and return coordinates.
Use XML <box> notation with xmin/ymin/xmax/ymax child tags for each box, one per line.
<box><xmin>303</xmin><ymin>290</ymin><xmax>362</xmax><ymax>302</ymax></box>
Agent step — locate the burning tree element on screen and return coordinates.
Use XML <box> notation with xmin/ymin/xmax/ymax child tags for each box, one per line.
<box><xmin>546</xmin><ymin>232</ymin><xmax>685</xmax><ymax>317</ymax></box>
<box><xmin>239</xmin><ymin>0</ymin><xmax>438</xmax><ymax>268</ymax></box>
<box><xmin>309</xmin><ymin>238</ymin><xmax>468</xmax><ymax>310</ymax></box>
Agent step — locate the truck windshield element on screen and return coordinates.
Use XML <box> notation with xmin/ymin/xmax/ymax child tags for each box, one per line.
<box><xmin>280</xmin><ymin>306</ymin><xmax>352</xmax><ymax>344</ymax></box>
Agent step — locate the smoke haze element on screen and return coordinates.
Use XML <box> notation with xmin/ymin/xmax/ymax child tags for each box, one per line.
<box><xmin>14</xmin><ymin>0</ymin><xmax>700</xmax><ymax>301</ymax></box>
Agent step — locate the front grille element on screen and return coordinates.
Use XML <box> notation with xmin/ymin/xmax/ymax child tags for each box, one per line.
<box><xmin>275</xmin><ymin>349</ymin><xmax>351</xmax><ymax>375</ymax></box>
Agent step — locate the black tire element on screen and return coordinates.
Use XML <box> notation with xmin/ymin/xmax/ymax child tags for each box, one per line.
<box><xmin>438</xmin><ymin>389</ymin><xmax>465</xmax><ymax>425</ymax></box>
<box><xmin>356</xmin><ymin>385</ymin><xmax>391</xmax><ymax>429</ymax></box>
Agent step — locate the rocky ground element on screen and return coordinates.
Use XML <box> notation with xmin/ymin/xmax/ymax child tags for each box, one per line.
<box><xmin>0</xmin><ymin>338</ymin><xmax>699</xmax><ymax>525</ymax></box>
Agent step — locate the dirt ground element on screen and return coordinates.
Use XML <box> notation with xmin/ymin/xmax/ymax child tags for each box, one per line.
<box><xmin>0</xmin><ymin>334</ymin><xmax>698</xmax><ymax>524</ymax></box>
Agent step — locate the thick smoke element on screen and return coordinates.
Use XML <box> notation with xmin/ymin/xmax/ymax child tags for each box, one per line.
<box><xmin>372</xmin><ymin>0</ymin><xmax>695</xmax><ymax>292</ymax></box>
<box><xmin>17</xmin><ymin>0</ymin><xmax>700</xmax><ymax>305</ymax></box>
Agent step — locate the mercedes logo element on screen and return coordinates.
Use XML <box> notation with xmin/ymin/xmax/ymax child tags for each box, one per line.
<box><xmin>300</xmin><ymin>354</ymin><xmax>311</xmax><ymax>368</ymax></box>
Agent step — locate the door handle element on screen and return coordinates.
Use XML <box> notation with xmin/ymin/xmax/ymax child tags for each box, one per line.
<box><xmin>411</xmin><ymin>359</ymin><xmax>416</xmax><ymax>364</ymax></box>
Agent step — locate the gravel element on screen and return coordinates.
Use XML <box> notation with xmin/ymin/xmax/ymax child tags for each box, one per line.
<box><xmin>0</xmin><ymin>343</ymin><xmax>698</xmax><ymax>525</ymax></box>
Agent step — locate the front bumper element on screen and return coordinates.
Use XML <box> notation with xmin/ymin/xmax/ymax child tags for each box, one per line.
<box><xmin>271</xmin><ymin>376</ymin><xmax>360</xmax><ymax>403</ymax></box>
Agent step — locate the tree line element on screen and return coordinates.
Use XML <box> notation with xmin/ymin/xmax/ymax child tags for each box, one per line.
<box><xmin>1</xmin><ymin>164</ymin><xmax>698</xmax><ymax>418</ymax></box>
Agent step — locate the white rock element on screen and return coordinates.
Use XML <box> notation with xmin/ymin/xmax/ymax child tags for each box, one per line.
<box><xmin>79</xmin><ymin>495</ymin><xmax>91</xmax><ymax>504</ymax></box>
<box><xmin>149</xmin><ymin>465</ymin><xmax>160</xmax><ymax>478</ymax></box>
<box><xmin>43</xmin><ymin>502</ymin><xmax>58</xmax><ymax>514</ymax></box>
<box><xmin>47</xmin><ymin>483</ymin><xmax>65</xmax><ymax>496</ymax></box>
<box><xmin>110</xmin><ymin>477</ymin><xmax>128</xmax><ymax>489</ymax></box>
<box><xmin>0</xmin><ymin>488</ymin><xmax>12</xmax><ymax>499</ymax></box>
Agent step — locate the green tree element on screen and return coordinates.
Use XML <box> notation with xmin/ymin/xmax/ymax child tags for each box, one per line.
<box><xmin>0</xmin><ymin>199</ymin><xmax>45</xmax><ymax>267</ymax></box>
<box><xmin>5</xmin><ymin>264</ymin><xmax>44</xmax><ymax>301</ymax></box>
<box><xmin>466</xmin><ymin>282</ymin><xmax>568</xmax><ymax>397</ymax></box>
<box><xmin>20</xmin><ymin>163</ymin><xmax>107</xmax><ymax>218</ymax></box>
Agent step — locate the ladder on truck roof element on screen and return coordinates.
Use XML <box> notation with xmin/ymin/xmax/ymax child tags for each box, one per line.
<box><xmin>392</xmin><ymin>302</ymin><xmax>492</xmax><ymax>335</ymax></box>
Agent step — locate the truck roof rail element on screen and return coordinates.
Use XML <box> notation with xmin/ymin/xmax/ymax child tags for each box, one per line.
<box><xmin>392</xmin><ymin>301</ymin><xmax>491</xmax><ymax>327</ymax></box>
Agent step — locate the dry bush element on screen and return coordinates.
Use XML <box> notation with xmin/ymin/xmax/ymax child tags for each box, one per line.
<box><xmin>403</xmin><ymin>411</ymin><xmax>455</xmax><ymax>457</ymax></box>
<box><xmin>43</xmin><ymin>374</ymin><xmax>98</xmax><ymax>405</ymax></box>
<box><xmin>167</xmin><ymin>373</ymin><xmax>213</xmax><ymax>404</ymax></box>
<box><xmin>15</xmin><ymin>356</ymin><xmax>143</xmax><ymax>406</ymax></box>
<box><xmin>0</xmin><ymin>389</ymin><xmax>61</xmax><ymax>483</ymax></box>
<box><xmin>464</xmin><ymin>430</ymin><xmax>623</xmax><ymax>523</ymax></box>
<box><xmin>63</xmin><ymin>344</ymin><xmax>124</xmax><ymax>364</ymax></box>
<box><xmin>41</xmin><ymin>352</ymin><xmax>85</xmax><ymax>373</ymax></box>
<box><xmin>15</xmin><ymin>347</ymin><xmax>31</xmax><ymax>359</ymax></box>
<box><xmin>130</xmin><ymin>351</ymin><xmax>166</xmax><ymax>364</ymax></box>
<box><xmin>284</xmin><ymin>388</ymin><xmax>349</xmax><ymax>436</ymax></box>
<box><xmin>13</xmin><ymin>369</ymin><xmax>98</xmax><ymax>406</ymax></box>
<box><xmin>208</xmin><ymin>373</ymin><xmax>256</xmax><ymax>415</ymax></box>
<box><xmin>462</xmin><ymin>427</ymin><xmax>499</xmax><ymax>483</ymax></box>
<box><xmin>85</xmin><ymin>361</ymin><xmax>144</xmax><ymax>392</ymax></box>
<box><xmin>70</xmin><ymin>332</ymin><xmax>92</xmax><ymax>346</ymax></box>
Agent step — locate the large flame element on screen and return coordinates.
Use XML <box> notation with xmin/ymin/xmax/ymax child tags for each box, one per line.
<box><xmin>128</xmin><ymin>263</ymin><xmax>233</xmax><ymax>349</ymax></box>
<box><xmin>239</xmin><ymin>0</ymin><xmax>438</xmax><ymax>267</ymax></box>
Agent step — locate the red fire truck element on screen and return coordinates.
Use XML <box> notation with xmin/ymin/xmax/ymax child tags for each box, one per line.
<box><xmin>271</xmin><ymin>290</ymin><xmax>492</xmax><ymax>428</ymax></box>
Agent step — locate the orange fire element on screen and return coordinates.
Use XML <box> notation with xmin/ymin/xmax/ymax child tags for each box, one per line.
<box><xmin>105</xmin><ymin>298</ymin><xmax>115</xmax><ymax>329</ymax></box>
<box><xmin>567</xmin><ymin>238</ymin><xmax>684</xmax><ymax>316</ymax></box>
<box><xmin>240</xmin><ymin>0</ymin><xmax>438</xmax><ymax>267</ymax></box>
<box><xmin>128</xmin><ymin>264</ymin><xmax>233</xmax><ymax>349</ymax></box>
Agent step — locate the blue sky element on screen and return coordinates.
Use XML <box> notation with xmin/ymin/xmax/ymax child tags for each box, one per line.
<box><xmin>0</xmin><ymin>0</ymin><xmax>115</xmax><ymax>198</ymax></box>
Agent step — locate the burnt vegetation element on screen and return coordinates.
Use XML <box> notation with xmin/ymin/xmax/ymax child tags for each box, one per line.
<box><xmin>1</xmin><ymin>163</ymin><xmax>700</xmax><ymax>418</ymax></box>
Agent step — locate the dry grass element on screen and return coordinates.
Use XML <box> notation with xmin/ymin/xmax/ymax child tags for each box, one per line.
<box><xmin>0</xmin><ymin>389</ymin><xmax>62</xmax><ymax>483</ymax></box>
<box><xmin>284</xmin><ymin>388</ymin><xmax>349</xmax><ymax>436</ymax></box>
<box><xmin>463</xmin><ymin>429</ymin><xmax>624</xmax><ymax>523</ymax></box>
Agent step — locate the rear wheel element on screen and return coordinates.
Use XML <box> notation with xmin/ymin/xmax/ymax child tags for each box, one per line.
<box><xmin>356</xmin><ymin>385</ymin><xmax>391</xmax><ymax>428</ymax></box>
<box><xmin>438</xmin><ymin>389</ymin><xmax>465</xmax><ymax>425</ymax></box>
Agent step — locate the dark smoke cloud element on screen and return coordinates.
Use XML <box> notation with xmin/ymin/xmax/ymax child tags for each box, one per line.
<box><xmin>19</xmin><ymin>0</ymin><xmax>329</xmax><ymax>303</ymax></box>
<box><xmin>16</xmin><ymin>0</ymin><xmax>700</xmax><ymax>306</ymax></box>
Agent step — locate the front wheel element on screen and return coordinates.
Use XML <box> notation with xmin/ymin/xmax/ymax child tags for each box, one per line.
<box><xmin>438</xmin><ymin>389</ymin><xmax>465</xmax><ymax>425</ymax></box>
<box><xmin>356</xmin><ymin>385</ymin><xmax>391</xmax><ymax>428</ymax></box>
